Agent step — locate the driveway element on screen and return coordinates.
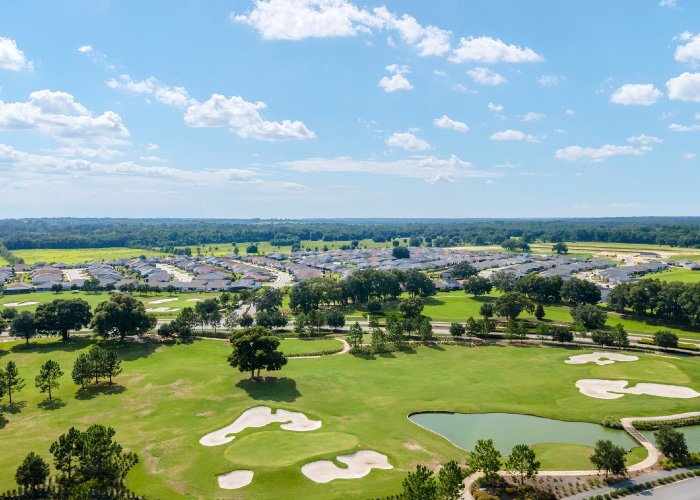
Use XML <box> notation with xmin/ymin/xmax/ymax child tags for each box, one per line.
<box><xmin>156</xmin><ymin>263</ymin><xmax>193</xmax><ymax>282</ymax></box>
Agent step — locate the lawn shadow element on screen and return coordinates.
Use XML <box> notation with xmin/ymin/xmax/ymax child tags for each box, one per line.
<box><xmin>351</xmin><ymin>353</ymin><xmax>377</xmax><ymax>360</ymax></box>
<box><xmin>423</xmin><ymin>298</ymin><xmax>446</xmax><ymax>308</ymax></box>
<box><xmin>0</xmin><ymin>413</ymin><xmax>7</xmax><ymax>429</ymax></box>
<box><xmin>108</xmin><ymin>341</ymin><xmax>160</xmax><ymax>361</ymax></box>
<box><xmin>10</xmin><ymin>337</ymin><xmax>92</xmax><ymax>354</ymax></box>
<box><xmin>74</xmin><ymin>384</ymin><xmax>127</xmax><ymax>400</ymax></box>
<box><xmin>0</xmin><ymin>401</ymin><xmax>26</xmax><ymax>414</ymax></box>
<box><xmin>400</xmin><ymin>346</ymin><xmax>418</xmax><ymax>355</ymax></box>
<box><xmin>38</xmin><ymin>397</ymin><xmax>67</xmax><ymax>410</ymax></box>
<box><xmin>378</xmin><ymin>351</ymin><xmax>396</xmax><ymax>359</ymax></box>
<box><xmin>236</xmin><ymin>376</ymin><xmax>301</xmax><ymax>402</ymax></box>
<box><xmin>427</xmin><ymin>344</ymin><xmax>445</xmax><ymax>351</ymax></box>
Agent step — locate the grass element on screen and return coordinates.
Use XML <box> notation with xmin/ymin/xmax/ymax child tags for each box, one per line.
<box><xmin>529</xmin><ymin>444</ymin><xmax>647</xmax><ymax>471</ymax></box>
<box><xmin>279</xmin><ymin>338</ymin><xmax>344</xmax><ymax>356</ymax></box>
<box><xmin>12</xmin><ymin>247</ymin><xmax>164</xmax><ymax>265</ymax></box>
<box><xmin>645</xmin><ymin>268</ymin><xmax>700</xmax><ymax>284</ymax></box>
<box><xmin>0</xmin><ymin>339</ymin><xmax>698</xmax><ymax>499</ymax></box>
<box><xmin>184</xmin><ymin>239</ymin><xmax>399</xmax><ymax>257</ymax></box>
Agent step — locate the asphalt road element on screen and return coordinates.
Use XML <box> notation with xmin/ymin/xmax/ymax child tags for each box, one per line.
<box><xmin>628</xmin><ymin>477</ymin><xmax>700</xmax><ymax>499</ymax></box>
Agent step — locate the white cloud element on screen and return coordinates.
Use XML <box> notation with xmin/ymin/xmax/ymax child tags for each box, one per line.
<box><xmin>468</xmin><ymin>67</ymin><xmax>506</xmax><ymax>86</ymax></box>
<box><xmin>140</xmin><ymin>155</ymin><xmax>168</xmax><ymax>163</ymax></box>
<box><xmin>627</xmin><ymin>134</ymin><xmax>663</xmax><ymax>144</ymax></box>
<box><xmin>494</xmin><ymin>162</ymin><xmax>521</xmax><ymax>168</ymax></box>
<box><xmin>50</xmin><ymin>145</ymin><xmax>124</xmax><ymax>160</ymax></box>
<box><xmin>282</xmin><ymin>154</ymin><xmax>501</xmax><ymax>183</ymax></box>
<box><xmin>490</xmin><ymin>130</ymin><xmax>539</xmax><ymax>142</ymax></box>
<box><xmin>555</xmin><ymin>144</ymin><xmax>649</xmax><ymax>162</ymax></box>
<box><xmin>77</xmin><ymin>45</ymin><xmax>93</xmax><ymax>53</ymax></box>
<box><xmin>433</xmin><ymin>115</ymin><xmax>468</xmax><ymax>132</ymax></box>
<box><xmin>669</xmin><ymin>123</ymin><xmax>700</xmax><ymax>131</ymax></box>
<box><xmin>385</xmin><ymin>132</ymin><xmax>431</xmax><ymax>151</ymax></box>
<box><xmin>184</xmin><ymin>94</ymin><xmax>316</xmax><ymax>141</ymax></box>
<box><xmin>0</xmin><ymin>89</ymin><xmax>129</xmax><ymax>141</ymax></box>
<box><xmin>666</xmin><ymin>72</ymin><xmax>700</xmax><ymax>102</ymax></box>
<box><xmin>378</xmin><ymin>64</ymin><xmax>413</xmax><ymax>92</ymax></box>
<box><xmin>147</xmin><ymin>143</ymin><xmax>160</xmax><ymax>151</ymax></box>
<box><xmin>522</xmin><ymin>112</ymin><xmax>545</xmax><ymax>122</ymax></box>
<box><xmin>682</xmin><ymin>152</ymin><xmax>696</xmax><ymax>159</ymax></box>
<box><xmin>107</xmin><ymin>75</ymin><xmax>196</xmax><ymax>108</ymax></box>
<box><xmin>675</xmin><ymin>32</ymin><xmax>700</xmax><ymax>63</ymax></box>
<box><xmin>488</xmin><ymin>102</ymin><xmax>503</xmax><ymax>112</ymax></box>
<box><xmin>659</xmin><ymin>0</ymin><xmax>677</xmax><ymax>7</ymax></box>
<box><xmin>449</xmin><ymin>36</ymin><xmax>543</xmax><ymax>64</ymax></box>
<box><xmin>233</xmin><ymin>0</ymin><xmax>451</xmax><ymax>56</ymax></box>
<box><xmin>538</xmin><ymin>74</ymin><xmax>564</xmax><ymax>87</ymax></box>
<box><xmin>485</xmin><ymin>179</ymin><xmax>496</xmax><ymax>184</ymax></box>
<box><xmin>77</xmin><ymin>44</ymin><xmax>116</xmax><ymax>71</ymax></box>
<box><xmin>566</xmin><ymin>109</ymin><xmax>575</xmax><ymax>116</ymax></box>
<box><xmin>0</xmin><ymin>36</ymin><xmax>31</xmax><ymax>71</ymax></box>
<box><xmin>607</xmin><ymin>202</ymin><xmax>642</xmax><ymax>209</ymax></box>
<box><xmin>434</xmin><ymin>69</ymin><xmax>447</xmax><ymax>77</ymax></box>
<box><xmin>609</xmin><ymin>84</ymin><xmax>662</xmax><ymax>105</ymax></box>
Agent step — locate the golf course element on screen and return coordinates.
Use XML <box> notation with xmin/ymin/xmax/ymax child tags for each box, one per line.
<box><xmin>1</xmin><ymin>337</ymin><xmax>699</xmax><ymax>499</ymax></box>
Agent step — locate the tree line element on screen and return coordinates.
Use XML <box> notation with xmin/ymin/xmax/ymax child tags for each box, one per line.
<box><xmin>607</xmin><ymin>279</ymin><xmax>700</xmax><ymax>327</ymax></box>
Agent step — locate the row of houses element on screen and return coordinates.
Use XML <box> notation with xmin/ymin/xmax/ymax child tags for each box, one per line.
<box><xmin>598</xmin><ymin>260</ymin><xmax>670</xmax><ymax>285</ymax></box>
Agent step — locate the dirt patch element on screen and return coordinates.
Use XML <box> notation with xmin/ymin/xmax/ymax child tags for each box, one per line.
<box><xmin>197</xmin><ymin>411</ymin><xmax>213</xmax><ymax>417</ymax></box>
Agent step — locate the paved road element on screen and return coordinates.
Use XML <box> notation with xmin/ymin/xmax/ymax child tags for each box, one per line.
<box><xmin>628</xmin><ymin>477</ymin><xmax>700</xmax><ymax>499</ymax></box>
<box><xmin>156</xmin><ymin>263</ymin><xmax>193</xmax><ymax>282</ymax></box>
<box><xmin>265</xmin><ymin>269</ymin><xmax>293</xmax><ymax>289</ymax></box>
<box><xmin>624</xmin><ymin>255</ymin><xmax>635</xmax><ymax>266</ymax></box>
<box><xmin>63</xmin><ymin>268</ymin><xmax>85</xmax><ymax>281</ymax></box>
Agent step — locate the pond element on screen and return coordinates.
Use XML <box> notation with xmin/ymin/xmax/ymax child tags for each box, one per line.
<box><xmin>641</xmin><ymin>425</ymin><xmax>700</xmax><ymax>452</ymax></box>
<box><xmin>409</xmin><ymin>412</ymin><xmax>637</xmax><ymax>454</ymax></box>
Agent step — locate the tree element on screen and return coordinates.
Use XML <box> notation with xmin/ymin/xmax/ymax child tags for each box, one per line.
<box><xmin>612</xmin><ymin>323</ymin><xmax>629</xmax><ymax>349</ymax></box>
<box><xmin>463</xmin><ymin>276</ymin><xmax>493</xmax><ymax>297</ymax></box>
<box><xmin>466</xmin><ymin>438</ymin><xmax>501</xmax><ymax>487</ymax></box>
<box><xmin>103</xmin><ymin>351</ymin><xmax>122</xmax><ymax>385</ymax></box>
<box><xmin>402</xmin><ymin>465</ymin><xmax>437</xmax><ymax>500</ymax></box>
<box><xmin>534</xmin><ymin>304</ymin><xmax>545</xmax><ymax>321</ymax></box>
<box><xmin>653</xmin><ymin>426</ymin><xmax>689</xmax><ymax>459</ymax></box>
<box><xmin>256</xmin><ymin>310</ymin><xmax>288</xmax><ymax>330</ymax></box>
<box><xmin>535</xmin><ymin>323</ymin><xmax>550</xmax><ymax>343</ymax></box>
<box><xmin>386</xmin><ymin>315</ymin><xmax>405</xmax><ymax>346</ymax></box>
<box><xmin>347</xmin><ymin>322</ymin><xmax>364</xmax><ymax>349</ymax></box>
<box><xmin>370</xmin><ymin>327</ymin><xmax>386</xmax><ymax>353</ymax></box>
<box><xmin>82</xmin><ymin>277</ymin><xmax>100</xmax><ymax>293</ymax></box>
<box><xmin>418</xmin><ymin>317</ymin><xmax>433</xmax><ymax>343</ymax></box>
<box><xmin>505</xmin><ymin>444</ymin><xmax>540</xmax><ymax>485</ymax></box>
<box><xmin>11</xmin><ymin>310</ymin><xmax>37</xmax><ymax>345</ymax></box>
<box><xmin>654</xmin><ymin>330</ymin><xmax>678</xmax><ymax>349</ymax></box>
<box><xmin>3</xmin><ymin>360</ymin><xmax>25</xmax><ymax>404</ymax></box>
<box><xmin>51</xmin><ymin>282</ymin><xmax>64</xmax><ymax>293</ymax></box>
<box><xmin>590</xmin><ymin>440</ymin><xmax>627</xmax><ymax>477</ymax></box>
<box><xmin>479</xmin><ymin>302</ymin><xmax>494</xmax><ymax>319</ymax></box>
<box><xmin>552</xmin><ymin>242</ymin><xmax>569</xmax><ymax>254</ymax></box>
<box><xmin>451</xmin><ymin>262</ymin><xmax>478</xmax><ymax>279</ymax></box>
<box><xmin>504</xmin><ymin>320</ymin><xmax>527</xmax><ymax>343</ymax></box>
<box><xmin>165</xmin><ymin>284</ymin><xmax>177</xmax><ymax>295</ymax></box>
<box><xmin>591</xmin><ymin>329</ymin><xmax>615</xmax><ymax>347</ymax></box>
<box><xmin>495</xmin><ymin>292</ymin><xmax>534</xmax><ymax>321</ymax></box>
<box><xmin>465</xmin><ymin>317</ymin><xmax>480</xmax><ymax>341</ymax></box>
<box><xmin>195</xmin><ymin>298</ymin><xmax>221</xmax><ymax>332</ymax></box>
<box><xmin>479</xmin><ymin>318</ymin><xmax>496</xmax><ymax>338</ymax></box>
<box><xmin>561</xmin><ymin>278</ymin><xmax>601</xmax><ymax>305</ymax></box>
<box><xmin>35</xmin><ymin>359</ymin><xmax>63</xmax><ymax>402</ymax></box>
<box><xmin>78</xmin><ymin>424</ymin><xmax>123</xmax><ymax>485</ymax></box>
<box><xmin>449</xmin><ymin>322</ymin><xmax>465</xmax><ymax>339</ymax></box>
<box><xmin>246</xmin><ymin>244</ymin><xmax>258</xmax><ymax>254</ymax></box>
<box><xmin>228</xmin><ymin>326</ymin><xmax>287</xmax><ymax>379</ymax></box>
<box><xmin>551</xmin><ymin>326</ymin><xmax>574</xmax><ymax>343</ymax></box>
<box><xmin>91</xmin><ymin>293</ymin><xmax>155</xmax><ymax>340</ymax></box>
<box><xmin>366</xmin><ymin>299</ymin><xmax>382</xmax><ymax>315</ymax></box>
<box><xmin>252</xmin><ymin>288</ymin><xmax>283</xmax><ymax>313</ymax></box>
<box><xmin>403</xmin><ymin>270</ymin><xmax>437</xmax><ymax>297</ymax></box>
<box><xmin>399</xmin><ymin>297</ymin><xmax>424</xmax><ymax>319</ymax></box>
<box><xmin>88</xmin><ymin>346</ymin><xmax>107</xmax><ymax>385</ymax></box>
<box><xmin>35</xmin><ymin>299</ymin><xmax>92</xmax><ymax>341</ymax></box>
<box><xmin>392</xmin><ymin>247</ymin><xmax>410</xmax><ymax>259</ymax></box>
<box><xmin>307</xmin><ymin>309</ymin><xmax>326</xmax><ymax>332</ymax></box>
<box><xmin>72</xmin><ymin>353</ymin><xmax>92</xmax><ymax>390</ymax></box>
<box><xmin>15</xmin><ymin>452</ymin><xmax>49</xmax><ymax>488</ymax></box>
<box><xmin>224</xmin><ymin>311</ymin><xmax>240</xmax><ymax>331</ymax></box>
<box><xmin>491</xmin><ymin>271</ymin><xmax>516</xmax><ymax>293</ymax></box>
<box><xmin>437</xmin><ymin>460</ymin><xmax>467</xmax><ymax>500</ymax></box>
<box><xmin>50</xmin><ymin>427</ymin><xmax>83</xmax><ymax>482</ymax></box>
<box><xmin>570</xmin><ymin>303</ymin><xmax>607</xmax><ymax>330</ymax></box>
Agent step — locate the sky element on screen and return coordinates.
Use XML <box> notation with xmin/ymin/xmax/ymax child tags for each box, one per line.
<box><xmin>1</xmin><ymin>0</ymin><xmax>699</xmax><ymax>218</ymax></box>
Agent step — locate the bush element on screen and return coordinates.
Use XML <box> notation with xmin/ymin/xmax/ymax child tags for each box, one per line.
<box><xmin>601</xmin><ymin>416</ymin><xmax>623</xmax><ymax>429</ymax></box>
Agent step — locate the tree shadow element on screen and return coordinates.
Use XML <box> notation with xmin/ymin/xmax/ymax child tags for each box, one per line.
<box><xmin>10</xmin><ymin>337</ymin><xmax>92</xmax><ymax>354</ymax></box>
<box><xmin>0</xmin><ymin>413</ymin><xmax>7</xmax><ymax>429</ymax></box>
<box><xmin>235</xmin><ymin>376</ymin><xmax>301</xmax><ymax>402</ymax></box>
<box><xmin>427</xmin><ymin>344</ymin><xmax>445</xmax><ymax>351</ymax></box>
<box><xmin>74</xmin><ymin>384</ymin><xmax>127</xmax><ymax>400</ymax></box>
<box><xmin>38</xmin><ymin>397</ymin><xmax>67</xmax><ymax>410</ymax></box>
<box><xmin>0</xmin><ymin>401</ymin><xmax>26</xmax><ymax>414</ymax></box>
<box><xmin>378</xmin><ymin>351</ymin><xmax>396</xmax><ymax>358</ymax></box>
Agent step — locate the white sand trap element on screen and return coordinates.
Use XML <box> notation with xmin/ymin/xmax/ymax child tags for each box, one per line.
<box><xmin>576</xmin><ymin>379</ymin><xmax>700</xmax><ymax>400</ymax></box>
<box><xmin>148</xmin><ymin>298</ymin><xmax>178</xmax><ymax>304</ymax></box>
<box><xmin>3</xmin><ymin>301</ymin><xmax>40</xmax><ymax>307</ymax></box>
<box><xmin>301</xmin><ymin>450</ymin><xmax>392</xmax><ymax>483</ymax></box>
<box><xmin>187</xmin><ymin>298</ymin><xmax>202</xmax><ymax>302</ymax></box>
<box><xmin>199</xmin><ymin>406</ymin><xmax>322</xmax><ymax>446</ymax></box>
<box><xmin>217</xmin><ymin>470</ymin><xmax>253</xmax><ymax>489</ymax></box>
<box><xmin>146</xmin><ymin>307</ymin><xmax>180</xmax><ymax>313</ymax></box>
<box><xmin>566</xmin><ymin>352</ymin><xmax>639</xmax><ymax>366</ymax></box>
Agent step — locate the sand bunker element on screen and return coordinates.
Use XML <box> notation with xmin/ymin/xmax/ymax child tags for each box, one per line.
<box><xmin>566</xmin><ymin>352</ymin><xmax>639</xmax><ymax>366</ymax></box>
<box><xmin>576</xmin><ymin>379</ymin><xmax>700</xmax><ymax>400</ymax></box>
<box><xmin>199</xmin><ymin>406</ymin><xmax>322</xmax><ymax>446</ymax></box>
<box><xmin>3</xmin><ymin>301</ymin><xmax>40</xmax><ymax>307</ymax></box>
<box><xmin>217</xmin><ymin>470</ymin><xmax>254</xmax><ymax>489</ymax></box>
<box><xmin>187</xmin><ymin>298</ymin><xmax>202</xmax><ymax>302</ymax></box>
<box><xmin>301</xmin><ymin>450</ymin><xmax>392</xmax><ymax>483</ymax></box>
<box><xmin>148</xmin><ymin>298</ymin><xmax>178</xmax><ymax>304</ymax></box>
<box><xmin>145</xmin><ymin>307</ymin><xmax>180</xmax><ymax>313</ymax></box>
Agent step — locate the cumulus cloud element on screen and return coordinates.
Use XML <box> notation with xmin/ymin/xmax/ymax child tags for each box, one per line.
<box><xmin>666</xmin><ymin>72</ymin><xmax>700</xmax><ymax>102</ymax></box>
<box><xmin>140</xmin><ymin>155</ymin><xmax>168</xmax><ymax>163</ymax></box>
<box><xmin>449</xmin><ymin>36</ymin><xmax>543</xmax><ymax>64</ymax></box>
<box><xmin>184</xmin><ymin>94</ymin><xmax>316</xmax><ymax>141</ymax></box>
<box><xmin>669</xmin><ymin>123</ymin><xmax>700</xmax><ymax>131</ymax></box>
<box><xmin>522</xmin><ymin>112</ymin><xmax>545</xmax><ymax>122</ymax></box>
<box><xmin>434</xmin><ymin>115</ymin><xmax>468</xmax><ymax>132</ymax></box>
<box><xmin>488</xmin><ymin>102</ymin><xmax>504</xmax><ymax>112</ymax></box>
<box><xmin>50</xmin><ymin>145</ymin><xmax>125</xmax><ymax>160</ymax></box>
<box><xmin>468</xmin><ymin>67</ymin><xmax>506</xmax><ymax>85</ymax></box>
<box><xmin>232</xmin><ymin>0</ymin><xmax>451</xmax><ymax>56</ymax></box>
<box><xmin>0</xmin><ymin>89</ymin><xmax>129</xmax><ymax>141</ymax></box>
<box><xmin>659</xmin><ymin>0</ymin><xmax>677</xmax><ymax>7</ymax></box>
<box><xmin>627</xmin><ymin>134</ymin><xmax>663</xmax><ymax>144</ymax></box>
<box><xmin>609</xmin><ymin>84</ymin><xmax>662</xmax><ymax>105</ymax></box>
<box><xmin>281</xmin><ymin>154</ymin><xmax>500</xmax><ymax>183</ymax></box>
<box><xmin>107</xmin><ymin>75</ymin><xmax>196</xmax><ymax>109</ymax></box>
<box><xmin>555</xmin><ymin>144</ymin><xmax>650</xmax><ymax>162</ymax></box>
<box><xmin>385</xmin><ymin>132</ymin><xmax>431</xmax><ymax>151</ymax></box>
<box><xmin>674</xmin><ymin>32</ymin><xmax>700</xmax><ymax>63</ymax></box>
<box><xmin>147</xmin><ymin>143</ymin><xmax>159</xmax><ymax>150</ymax></box>
<box><xmin>538</xmin><ymin>74</ymin><xmax>564</xmax><ymax>87</ymax></box>
<box><xmin>490</xmin><ymin>129</ymin><xmax>539</xmax><ymax>142</ymax></box>
<box><xmin>77</xmin><ymin>45</ymin><xmax>93</xmax><ymax>53</ymax></box>
<box><xmin>378</xmin><ymin>64</ymin><xmax>413</xmax><ymax>92</ymax></box>
<box><xmin>0</xmin><ymin>36</ymin><xmax>31</xmax><ymax>71</ymax></box>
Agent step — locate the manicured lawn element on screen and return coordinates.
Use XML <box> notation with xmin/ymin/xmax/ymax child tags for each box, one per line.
<box><xmin>529</xmin><ymin>444</ymin><xmax>647</xmax><ymax>472</ymax></box>
<box><xmin>1</xmin><ymin>339</ymin><xmax>699</xmax><ymax>498</ymax></box>
<box><xmin>12</xmin><ymin>247</ymin><xmax>164</xmax><ymax>265</ymax></box>
<box><xmin>647</xmin><ymin>268</ymin><xmax>700</xmax><ymax>284</ymax></box>
<box><xmin>183</xmin><ymin>239</ymin><xmax>397</xmax><ymax>256</ymax></box>
<box><xmin>279</xmin><ymin>338</ymin><xmax>344</xmax><ymax>356</ymax></box>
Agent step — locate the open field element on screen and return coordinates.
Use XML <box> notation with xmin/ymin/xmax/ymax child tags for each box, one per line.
<box><xmin>184</xmin><ymin>239</ymin><xmax>399</xmax><ymax>256</ymax></box>
<box><xmin>12</xmin><ymin>247</ymin><xmax>164</xmax><ymax>265</ymax></box>
<box><xmin>646</xmin><ymin>268</ymin><xmax>700</xmax><ymax>284</ymax></box>
<box><xmin>0</xmin><ymin>339</ymin><xmax>699</xmax><ymax>498</ymax></box>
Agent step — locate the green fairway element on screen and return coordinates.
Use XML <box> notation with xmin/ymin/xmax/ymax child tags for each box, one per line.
<box><xmin>0</xmin><ymin>338</ymin><xmax>698</xmax><ymax>498</ymax></box>
<box><xmin>648</xmin><ymin>268</ymin><xmax>700</xmax><ymax>283</ymax></box>
<box><xmin>12</xmin><ymin>247</ymin><xmax>164</xmax><ymax>265</ymax></box>
<box><xmin>279</xmin><ymin>338</ymin><xmax>344</xmax><ymax>356</ymax></box>
<box><xmin>529</xmin><ymin>444</ymin><xmax>647</xmax><ymax>471</ymax></box>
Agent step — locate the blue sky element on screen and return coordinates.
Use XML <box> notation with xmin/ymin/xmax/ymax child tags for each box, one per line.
<box><xmin>1</xmin><ymin>0</ymin><xmax>699</xmax><ymax>218</ymax></box>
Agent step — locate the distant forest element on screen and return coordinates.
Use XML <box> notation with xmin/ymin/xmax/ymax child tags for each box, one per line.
<box><xmin>1</xmin><ymin>218</ymin><xmax>700</xmax><ymax>252</ymax></box>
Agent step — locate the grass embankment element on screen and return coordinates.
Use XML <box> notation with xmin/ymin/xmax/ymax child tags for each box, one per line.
<box><xmin>0</xmin><ymin>339</ymin><xmax>698</xmax><ymax>499</ymax></box>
